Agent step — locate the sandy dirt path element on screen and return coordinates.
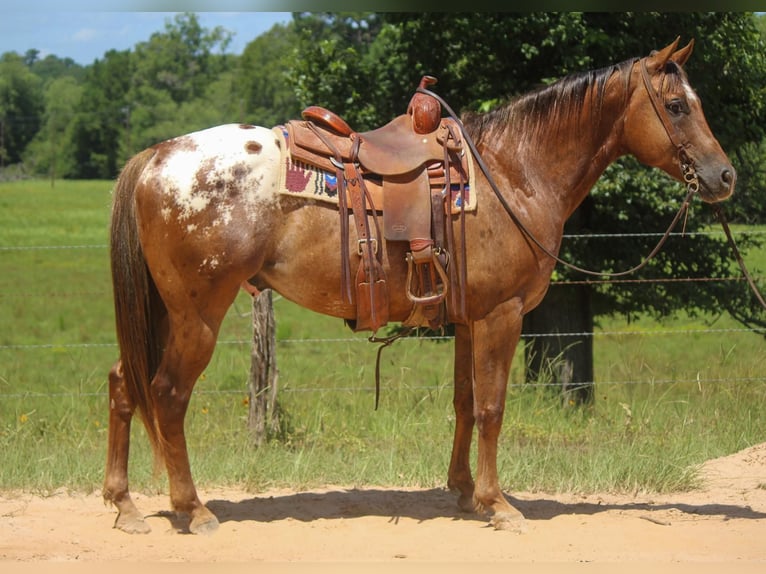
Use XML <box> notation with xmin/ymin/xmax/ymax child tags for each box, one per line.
<box><xmin>1</xmin><ymin>443</ymin><xmax>765</xmax><ymax>566</ymax></box>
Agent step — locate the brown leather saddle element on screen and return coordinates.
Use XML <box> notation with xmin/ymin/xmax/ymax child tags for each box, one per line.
<box><xmin>283</xmin><ymin>76</ymin><xmax>470</xmax><ymax>332</ymax></box>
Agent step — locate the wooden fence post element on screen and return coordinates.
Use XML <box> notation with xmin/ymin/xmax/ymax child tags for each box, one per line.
<box><xmin>248</xmin><ymin>288</ymin><xmax>279</xmax><ymax>446</ymax></box>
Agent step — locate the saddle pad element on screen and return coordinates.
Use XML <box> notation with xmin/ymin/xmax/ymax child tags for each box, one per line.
<box><xmin>272</xmin><ymin>126</ymin><xmax>477</xmax><ymax>214</ymax></box>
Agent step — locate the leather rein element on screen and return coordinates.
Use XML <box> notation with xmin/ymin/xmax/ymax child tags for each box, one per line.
<box><xmin>418</xmin><ymin>57</ymin><xmax>766</xmax><ymax>307</ymax></box>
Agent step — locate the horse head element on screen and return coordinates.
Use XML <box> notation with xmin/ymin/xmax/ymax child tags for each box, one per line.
<box><xmin>623</xmin><ymin>37</ymin><xmax>736</xmax><ymax>203</ymax></box>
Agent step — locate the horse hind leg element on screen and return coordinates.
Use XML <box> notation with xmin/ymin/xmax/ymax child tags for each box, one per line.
<box><xmin>103</xmin><ymin>360</ymin><xmax>151</xmax><ymax>534</ymax></box>
<box><xmin>150</xmin><ymin>311</ymin><xmax>224</xmax><ymax>535</ymax></box>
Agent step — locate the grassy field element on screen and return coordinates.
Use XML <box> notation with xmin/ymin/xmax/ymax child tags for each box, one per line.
<box><xmin>1</xmin><ymin>179</ymin><xmax>765</xmax><ymax>497</ymax></box>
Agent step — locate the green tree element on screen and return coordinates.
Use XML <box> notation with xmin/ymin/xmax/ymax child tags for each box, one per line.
<box><xmin>22</xmin><ymin>76</ymin><xmax>83</xmax><ymax>180</ymax></box>
<box><xmin>66</xmin><ymin>14</ymin><xmax>237</xmax><ymax>178</ymax></box>
<box><xmin>131</xmin><ymin>12</ymin><xmax>233</xmax><ymax>105</ymax></box>
<box><xmin>236</xmin><ymin>21</ymin><xmax>301</xmax><ymax>126</ymax></box>
<box><xmin>70</xmin><ymin>49</ymin><xmax>132</xmax><ymax>179</ymax></box>
<box><xmin>0</xmin><ymin>53</ymin><xmax>43</xmax><ymax>167</ymax></box>
<box><xmin>27</xmin><ymin>52</ymin><xmax>85</xmax><ymax>85</ymax></box>
<box><xmin>119</xmin><ymin>12</ymin><xmax>238</xmax><ymax>161</ymax></box>
<box><xmin>291</xmin><ymin>12</ymin><xmax>386</xmax><ymax>130</ymax></box>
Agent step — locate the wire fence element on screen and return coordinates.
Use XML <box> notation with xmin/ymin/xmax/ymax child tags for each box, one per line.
<box><xmin>2</xmin><ymin>233</ymin><xmax>766</xmax><ymax>398</ymax></box>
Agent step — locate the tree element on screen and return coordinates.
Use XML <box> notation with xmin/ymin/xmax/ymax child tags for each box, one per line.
<box><xmin>28</xmin><ymin>53</ymin><xmax>85</xmax><ymax>85</ymax></box>
<box><xmin>67</xmin><ymin>14</ymin><xmax>238</xmax><ymax>178</ymax></box>
<box><xmin>118</xmin><ymin>13</ymin><xmax>238</xmax><ymax>161</ymax></box>
<box><xmin>0</xmin><ymin>53</ymin><xmax>43</xmax><ymax>167</ymax></box>
<box><xmin>290</xmin><ymin>12</ymin><xmax>386</xmax><ymax>130</ymax></box>
<box><xmin>22</xmin><ymin>76</ymin><xmax>83</xmax><ymax>180</ymax></box>
<box><xmin>70</xmin><ymin>49</ymin><xmax>132</xmax><ymax>179</ymax></box>
<box><xmin>236</xmin><ymin>21</ymin><xmax>301</xmax><ymax>126</ymax></box>
<box><xmin>131</xmin><ymin>12</ymin><xmax>233</xmax><ymax>105</ymax></box>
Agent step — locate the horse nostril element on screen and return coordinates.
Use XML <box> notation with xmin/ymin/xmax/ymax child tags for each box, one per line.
<box><xmin>721</xmin><ymin>169</ymin><xmax>734</xmax><ymax>185</ymax></box>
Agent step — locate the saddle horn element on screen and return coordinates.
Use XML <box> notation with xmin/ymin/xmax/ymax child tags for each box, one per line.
<box><xmin>408</xmin><ymin>76</ymin><xmax>441</xmax><ymax>134</ymax></box>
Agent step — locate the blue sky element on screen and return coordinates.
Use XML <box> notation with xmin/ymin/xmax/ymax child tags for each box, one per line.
<box><xmin>0</xmin><ymin>5</ymin><xmax>292</xmax><ymax>66</ymax></box>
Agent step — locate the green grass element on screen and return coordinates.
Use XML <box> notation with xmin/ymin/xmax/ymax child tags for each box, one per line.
<box><xmin>1</xmin><ymin>179</ymin><xmax>765</xmax><ymax>499</ymax></box>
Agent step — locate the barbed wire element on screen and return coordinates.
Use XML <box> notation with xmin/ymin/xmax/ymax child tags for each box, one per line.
<box><xmin>1</xmin><ymin>227</ymin><xmax>764</xmax><ymax>252</ymax></box>
<box><xmin>554</xmin><ymin>276</ymin><xmax>752</xmax><ymax>286</ymax></box>
<box><xmin>1</xmin><ymin>376</ymin><xmax>765</xmax><ymax>400</ymax></box>
<box><xmin>1</xmin><ymin>276</ymin><xmax>759</xmax><ymax>301</ymax></box>
<box><xmin>1</xmin><ymin>326</ymin><xmax>764</xmax><ymax>352</ymax></box>
<box><xmin>0</xmin><ymin>244</ymin><xmax>108</xmax><ymax>251</ymax></box>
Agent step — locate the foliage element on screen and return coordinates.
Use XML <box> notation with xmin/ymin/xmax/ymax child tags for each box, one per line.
<box><xmin>22</xmin><ymin>76</ymin><xmax>83</xmax><ymax>179</ymax></box>
<box><xmin>131</xmin><ymin>13</ymin><xmax>233</xmax><ymax>105</ymax></box>
<box><xmin>69</xmin><ymin>49</ymin><xmax>132</xmax><ymax>179</ymax></box>
<box><xmin>290</xmin><ymin>13</ymin><xmax>389</xmax><ymax>130</ymax></box>
<box><xmin>0</xmin><ymin>53</ymin><xmax>44</xmax><ymax>166</ymax></box>
<box><xmin>236</xmin><ymin>20</ymin><xmax>302</xmax><ymax>126</ymax></box>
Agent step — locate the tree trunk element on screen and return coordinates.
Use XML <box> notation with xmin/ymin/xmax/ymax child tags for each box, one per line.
<box><xmin>248</xmin><ymin>288</ymin><xmax>280</xmax><ymax>445</ymax></box>
<box><xmin>523</xmin><ymin>284</ymin><xmax>594</xmax><ymax>405</ymax></box>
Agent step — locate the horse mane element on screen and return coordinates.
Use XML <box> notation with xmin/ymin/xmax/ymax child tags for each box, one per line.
<box><xmin>461</xmin><ymin>58</ymin><xmax>645</xmax><ymax>146</ymax></box>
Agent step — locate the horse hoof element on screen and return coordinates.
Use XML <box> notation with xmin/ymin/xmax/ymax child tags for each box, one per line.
<box><xmin>490</xmin><ymin>511</ymin><xmax>527</xmax><ymax>533</ymax></box>
<box><xmin>114</xmin><ymin>512</ymin><xmax>151</xmax><ymax>534</ymax></box>
<box><xmin>456</xmin><ymin>493</ymin><xmax>475</xmax><ymax>513</ymax></box>
<box><xmin>189</xmin><ymin>514</ymin><xmax>220</xmax><ymax>535</ymax></box>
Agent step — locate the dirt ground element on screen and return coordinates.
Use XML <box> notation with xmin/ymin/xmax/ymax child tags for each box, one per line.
<box><xmin>1</xmin><ymin>444</ymin><xmax>766</xmax><ymax>566</ymax></box>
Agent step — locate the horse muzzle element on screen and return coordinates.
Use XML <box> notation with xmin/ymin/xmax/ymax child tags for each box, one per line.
<box><xmin>695</xmin><ymin>162</ymin><xmax>736</xmax><ymax>203</ymax></box>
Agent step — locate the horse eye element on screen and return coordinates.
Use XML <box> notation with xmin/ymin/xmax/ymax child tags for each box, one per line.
<box><xmin>666</xmin><ymin>99</ymin><xmax>687</xmax><ymax>116</ymax></box>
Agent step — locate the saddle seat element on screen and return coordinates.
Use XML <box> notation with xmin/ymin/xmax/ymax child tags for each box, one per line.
<box><xmin>292</xmin><ymin>106</ymin><xmax>453</xmax><ymax>177</ymax></box>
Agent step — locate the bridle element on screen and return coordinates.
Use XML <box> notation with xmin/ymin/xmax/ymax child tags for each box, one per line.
<box><xmin>639</xmin><ymin>59</ymin><xmax>766</xmax><ymax>310</ymax></box>
<box><xmin>638</xmin><ymin>58</ymin><xmax>700</xmax><ymax>197</ymax></box>
<box><xmin>418</xmin><ymin>57</ymin><xmax>700</xmax><ymax>279</ymax></box>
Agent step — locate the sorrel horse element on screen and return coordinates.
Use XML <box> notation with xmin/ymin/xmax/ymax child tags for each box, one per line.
<box><xmin>104</xmin><ymin>38</ymin><xmax>735</xmax><ymax>534</ymax></box>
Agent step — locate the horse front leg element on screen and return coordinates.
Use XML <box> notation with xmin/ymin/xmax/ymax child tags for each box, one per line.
<box><xmin>103</xmin><ymin>360</ymin><xmax>151</xmax><ymax>534</ymax></box>
<box><xmin>448</xmin><ymin>323</ymin><xmax>476</xmax><ymax>512</ymax></box>
<box><xmin>471</xmin><ymin>296</ymin><xmax>526</xmax><ymax>532</ymax></box>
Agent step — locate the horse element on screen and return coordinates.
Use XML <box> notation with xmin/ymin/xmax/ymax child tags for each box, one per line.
<box><xmin>103</xmin><ymin>37</ymin><xmax>735</xmax><ymax>535</ymax></box>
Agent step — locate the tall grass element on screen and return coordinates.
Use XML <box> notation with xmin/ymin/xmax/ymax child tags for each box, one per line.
<box><xmin>1</xmin><ymin>180</ymin><xmax>765</xmax><ymax>497</ymax></box>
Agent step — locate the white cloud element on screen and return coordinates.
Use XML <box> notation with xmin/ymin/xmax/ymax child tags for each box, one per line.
<box><xmin>72</xmin><ymin>28</ymin><xmax>99</xmax><ymax>43</ymax></box>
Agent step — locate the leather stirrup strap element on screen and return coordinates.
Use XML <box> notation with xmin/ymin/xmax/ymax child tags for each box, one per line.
<box><xmin>345</xmin><ymin>152</ymin><xmax>388</xmax><ymax>331</ymax></box>
<box><xmin>307</xmin><ymin>122</ymin><xmax>354</xmax><ymax>304</ymax></box>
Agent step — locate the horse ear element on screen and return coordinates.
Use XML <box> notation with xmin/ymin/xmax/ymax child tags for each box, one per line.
<box><xmin>645</xmin><ymin>36</ymin><xmax>681</xmax><ymax>73</ymax></box>
<box><xmin>671</xmin><ymin>39</ymin><xmax>694</xmax><ymax>67</ymax></box>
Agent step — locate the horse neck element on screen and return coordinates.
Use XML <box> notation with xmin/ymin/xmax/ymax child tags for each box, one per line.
<box><xmin>494</xmin><ymin>64</ymin><xmax>632</xmax><ymax>221</ymax></box>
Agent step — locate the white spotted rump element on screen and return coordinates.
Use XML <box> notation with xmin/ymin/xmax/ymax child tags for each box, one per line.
<box><xmin>140</xmin><ymin>124</ymin><xmax>281</xmax><ymax>228</ymax></box>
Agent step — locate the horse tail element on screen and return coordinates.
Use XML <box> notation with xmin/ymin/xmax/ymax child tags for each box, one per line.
<box><xmin>110</xmin><ymin>147</ymin><xmax>165</xmax><ymax>462</ymax></box>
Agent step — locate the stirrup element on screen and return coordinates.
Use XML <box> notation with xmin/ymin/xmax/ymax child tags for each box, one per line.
<box><xmin>405</xmin><ymin>250</ymin><xmax>449</xmax><ymax>305</ymax></box>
